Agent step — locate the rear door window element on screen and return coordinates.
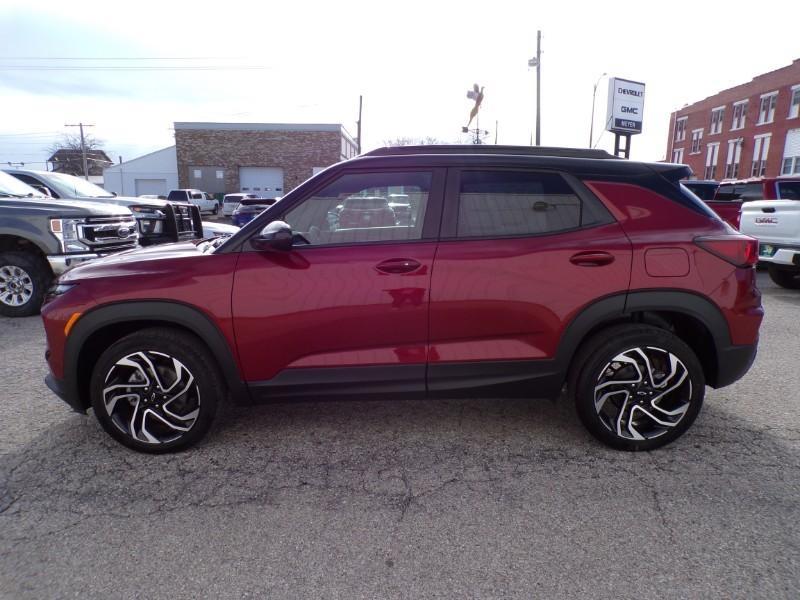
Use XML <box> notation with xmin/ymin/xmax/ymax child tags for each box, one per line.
<box><xmin>456</xmin><ymin>171</ymin><xmax>585</xmax><ymax>238</ymax></box>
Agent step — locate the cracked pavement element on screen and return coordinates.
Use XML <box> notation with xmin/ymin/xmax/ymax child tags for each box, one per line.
<box><xmin>1</xmin><ymin>271</ymin><xmax>799</xmax><ymax>599</ymax></box>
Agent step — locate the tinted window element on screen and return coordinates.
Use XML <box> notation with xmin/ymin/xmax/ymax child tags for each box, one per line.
<box><xmin>283</xmin><ymin>171</ymin><xmax>431</xmax><ymax>246</ymax></box>
<box><xmin>191</xmin><ymin>193</ymin><xmax>203</xmax><ymax>200</ymax></box>
<box><xmin>457</xmin><ymin>171</ymin><xmax>581</xmax><ymax>238</ymax></box>
<box><xmin>777</xmin><ymin>182</ymin><xmax>800</xmax><ymax>200</ymax></box>
<box><xmin>167</xmin><ymin>191</ymin><xmax>187</xmax><ymax>201</ymax></box>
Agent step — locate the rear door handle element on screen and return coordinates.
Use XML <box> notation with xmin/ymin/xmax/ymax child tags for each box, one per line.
<box><xmin>376</xmin><ymin>258</ymin><xmax>422</xmax><ymax>274</ymax></box>
<box><xmin>569</xmin><ymin>251</ymin><xmax>615</xmax><ymax>267</ymax></box>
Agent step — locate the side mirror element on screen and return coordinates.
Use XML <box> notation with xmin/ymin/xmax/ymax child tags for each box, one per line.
<box><xmin>250</xmin><ymin>220</ymin><xmax>293</xmax><ymax>252</ymax></box>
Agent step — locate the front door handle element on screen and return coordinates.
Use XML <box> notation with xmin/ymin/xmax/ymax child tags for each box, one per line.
<box><xmin>569</xmin><ymin>251</ymin><xmax>615</xmax><ymax>267</ymax></box>
<box><xmin>376</xmin><ymin>258</ymin><xmax>422</xmax><ymax>274</ymax></box>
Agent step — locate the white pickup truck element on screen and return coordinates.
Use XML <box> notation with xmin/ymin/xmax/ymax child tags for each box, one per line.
<box><xmin>739</xmin><ymin>177</ymin><xmax>800</xmax><ymax>289</ymax></box>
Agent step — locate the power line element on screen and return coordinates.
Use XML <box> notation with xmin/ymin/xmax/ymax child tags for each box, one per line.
<box><xmin>0</xmin><ymin>65</ymin><xmax>272</xmax><ymax>71</ymax></box>
<box><xmin>0</xmin><ymin>56</ymin><xmax>244</xmax><ymax>60</ymax></box>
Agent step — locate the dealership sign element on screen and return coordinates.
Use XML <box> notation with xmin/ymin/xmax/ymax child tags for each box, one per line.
<box><xmin>606</xmin><ymin>77</ymin><xmax>645</xmax><ymax>135</ymax></box>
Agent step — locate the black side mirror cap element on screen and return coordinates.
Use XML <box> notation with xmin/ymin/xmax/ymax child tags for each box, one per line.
<box><xmin>250</xmin><ymin>220</ymin><xmax>293</xmax><ymax>251</ymax></box>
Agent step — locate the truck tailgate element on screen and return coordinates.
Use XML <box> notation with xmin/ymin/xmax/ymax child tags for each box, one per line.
<box><xmin>740</xmin><ymin>200</ymin><xmax>800</xmax><ymax>245</ymax></box>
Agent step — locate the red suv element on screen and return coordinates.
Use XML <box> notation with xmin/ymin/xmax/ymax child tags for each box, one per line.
<box><xmin>41</xmin><ymin>146</ymin><xmax>763</xmax><ymax>453</ymax></box>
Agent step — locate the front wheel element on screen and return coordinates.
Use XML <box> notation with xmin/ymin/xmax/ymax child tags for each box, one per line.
<box><xmin>90</xmin><ymin>328</ymin><xmax>223</xmax><ymax>453</ymax></box>
<box><xmin>767</xmin><ymin>265</ymin><xmax>800</xmax><ymax>289</ymax></box>
<box><xmin>571</xmin><ymin>324</ymin><xmax>705</xmax><ymax>451</ymax></box>
<box><xmin>0</xmin><ymin>251</ymin><xmax>50</xmax><ymax>317</ymax></box>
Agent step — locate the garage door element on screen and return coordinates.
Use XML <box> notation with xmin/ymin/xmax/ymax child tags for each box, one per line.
<box><xmin>134</xmin><ymin>178</ymin><xmax>167</xmax><ymax>196</ymax></box>
<box><xmin>238</xmin><ymin>167</ymin><xmax>284</xmax><ymax>196</ymax></box>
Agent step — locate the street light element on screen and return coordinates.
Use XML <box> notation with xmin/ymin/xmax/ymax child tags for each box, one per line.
<box><xmin>589</xmin><ymin>72</ymin><xmax>608</xmax><ymax>148</ymax></box>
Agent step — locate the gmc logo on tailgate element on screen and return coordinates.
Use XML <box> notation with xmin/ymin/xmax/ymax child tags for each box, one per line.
<box><xmin>755</xmin><ymin>217</ymin><xmax>778</xmax><ymax>224</ymax></box>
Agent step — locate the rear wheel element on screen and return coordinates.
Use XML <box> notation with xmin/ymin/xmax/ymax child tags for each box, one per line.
<box><xmin>767</xmin><ymin>265</ymin><xmax>800</xmax><ymax>289</ymax></box>
<box><xmin>90</xmin><ymin>329</ymin><xmax>223</xmax><ymax>453</ymax></box>
<box><xmin>571</xmin><ymin>324</ymin><xmax>705</xmax><ymax>451</ymax></box>
<box><xmin>0</xmin><ymin>251</ymin><xmax>50</xmax><ymax>317</ymax></box>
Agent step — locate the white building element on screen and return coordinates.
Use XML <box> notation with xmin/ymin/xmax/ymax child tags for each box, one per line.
<box><xmin>103</xmin><ymin>146</ymin><xmax>178</xmax><ymax>197</ymax></box>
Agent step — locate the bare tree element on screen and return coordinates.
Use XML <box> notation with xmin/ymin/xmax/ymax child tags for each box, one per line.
<box><xmin>46</xmin><ymin>132</ymin><xmax>105</xmax><ymax>155</ymax></box>
<box><xmin>46</xmin><ymin>133</ymin><xmax>110</xmax><ymax>176</ymax></box>
<box><xmin>382</xmin><ymin>136</ymin><xmax>452</xmax><ymax>147</ymax></box>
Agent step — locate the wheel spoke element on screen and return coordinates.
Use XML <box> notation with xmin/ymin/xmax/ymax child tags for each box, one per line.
<box><xmin>102</xmin><ymin>350</ymin><xmax>201</xmax><ymax>445</ymax></box>
<box><xmin>594</xmin><ymin>345</ymin><xmax>693</xmax><ymax>441</ymax></box>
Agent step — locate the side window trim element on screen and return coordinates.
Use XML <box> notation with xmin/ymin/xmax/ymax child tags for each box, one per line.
<box><xmin>440</xmin><ymin>167</ymin><xmax>612</xmax><ymax>241</ymax></box>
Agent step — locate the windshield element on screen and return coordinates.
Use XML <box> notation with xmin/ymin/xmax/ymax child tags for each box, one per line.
<box><xmin>0</xmin><ymin>171</ymin><xmax>42</xmax><ymax>197</ymax></box>
<box><xmin>40</xmin><ymin>171</ymin><xmax>115</xmax><ymax>198</ymax></box>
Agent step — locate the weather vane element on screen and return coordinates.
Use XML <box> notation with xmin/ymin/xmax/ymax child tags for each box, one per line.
<box><xmin>462</xmin><ymin>84</ymin><xmax>488</xmax><ymax>144</ymax></box>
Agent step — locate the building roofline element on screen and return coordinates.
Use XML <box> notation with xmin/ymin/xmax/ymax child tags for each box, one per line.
<box><xmin>103</xmin><ymin>145</ymin><xmax>176</xmax><ymax>172</ymax></box>
<box><xmin>174</xmin><ymin>122</ymin><xmax>350</xmax><ymax>134</ymax></box>
<box><xmin>671</xmin><ymin>57</ymin><xmax>800</xmax><ymax>116</ymax></box>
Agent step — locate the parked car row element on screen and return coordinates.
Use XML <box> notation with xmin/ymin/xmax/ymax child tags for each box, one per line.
<box><xmin>684</xmin><ymin>177</ymin><xmax>800</xmax><ymax>288</ymax></box>
<box><xmin>0</xmin><ymin>173</ymin><xmax>239</xmax><ymax>317</ymax></box>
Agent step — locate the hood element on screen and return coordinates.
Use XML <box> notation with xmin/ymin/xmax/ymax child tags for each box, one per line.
<box><xmin>0</xmin><ymin>196</ymin><xmax>132</xmax><ymax>217</ymax></box>
<box><xmin>70</xmin><ymin>195</ymin><xmax>173</xmax><ymax>209</ymax></box>
<box><xmin>60</xmin><ymin>240</ymin><xmax>207</xmax><ymax>283</ymax></box>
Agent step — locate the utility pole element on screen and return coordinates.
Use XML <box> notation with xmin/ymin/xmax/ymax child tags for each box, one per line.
<box><xmin>65</xmin><ymin>122</ymin><xmax>94</xmax><ymax>180</ymax></box>
<box><xmin>535</xmin><ymin>30</ymin><xmax>541</xmax><ymax>146</ymax></box>
<box><xmin>528</xmin><ymin>31</ymin><xmax>542</xmax><ymax>146</ymax></box>
<box><xmin>356</xmin><ymin>95</ymin><xmax>363</xmax><ymax>154</ymax></box>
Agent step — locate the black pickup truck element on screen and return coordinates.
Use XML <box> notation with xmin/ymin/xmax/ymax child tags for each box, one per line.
<box><xmin>5</xmin><ymin>169</ymin><xmax>202</xmax><ymax>246</ymax></box>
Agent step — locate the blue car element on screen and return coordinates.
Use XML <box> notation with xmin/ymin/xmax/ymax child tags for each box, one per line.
<box><xmin>231</xmin><ymin>197</ymin><xmax>279</xmax><ymax>227</ymax></box>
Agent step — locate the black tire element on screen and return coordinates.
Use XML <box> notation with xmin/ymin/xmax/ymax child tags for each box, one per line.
<box><xmin>570</xmin><ymin>324</ymin><xmax>705</xmax><ymax>451</ymax></box>
<box><xmin>767</xmin><ymin>265</ymin><xmax>800</xmax><ymax>289</ymax></box>
<box><xmin>0</xmin><ymin>251</ymin><xmax>51</xmax><ymax>318</ymax></box>
<box><xmin>212</xmin><ymin>203</ymin><xmax>219</xmax><ymax>215</ymax></box>
<box><xmin>90</xmin><ymin>328</ymin><xmax>223</xmax><ymax>453</ymax></box>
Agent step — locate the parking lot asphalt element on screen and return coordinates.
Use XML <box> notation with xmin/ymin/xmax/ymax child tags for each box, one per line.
<box><xmin>1</xmin><ymin>271</ymin><xmax>799</xmax><ymax>599</ymax></box>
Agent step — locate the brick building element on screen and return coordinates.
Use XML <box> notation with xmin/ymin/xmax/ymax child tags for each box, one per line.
<box><xmin>666</xmin><ymin>59</ymin><xmax>800</xmax><ymax>180</ymax></box>
<box><xmin>174</xmin><ymin>122</ymin><xmax>358</xmax><ymax>195</ymax></box>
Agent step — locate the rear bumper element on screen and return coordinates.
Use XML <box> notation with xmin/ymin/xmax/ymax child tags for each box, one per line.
<box><xmin>758</xmin><ymin>246</ymin><xmax>800</xmax><ymax>267</ymax></box>
<box><xmin>713</xmin><ymin>342</ymin><xmax>758</xmax><ymax>388</ymax></box>
<box><xmin>44</xmin><ymin>373</ymin><xmax>86</xmax><ymax>413</ymax></box>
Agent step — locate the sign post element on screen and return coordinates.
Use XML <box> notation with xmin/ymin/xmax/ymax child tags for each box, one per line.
<box><xmin>605</xmin><ymin>77</ymin><xmax>645</xmax><ymax>158</ymax></box>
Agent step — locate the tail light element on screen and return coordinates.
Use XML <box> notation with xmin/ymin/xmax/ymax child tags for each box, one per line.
<box><xmin>695</xmin><ymin>234</ymin><xmax>759</xmax><ymax>267</ymax></box>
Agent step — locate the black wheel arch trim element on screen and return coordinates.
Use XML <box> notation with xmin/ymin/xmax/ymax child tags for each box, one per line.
<box><xmin>556</xmin><ymin>289</ymin><xmax>735</xmax><ymax>389</ymax></box>
<box><xmin>63</xmin><ymin>300</ymin><xmax>249</xmax><ymax>409</ymax></box>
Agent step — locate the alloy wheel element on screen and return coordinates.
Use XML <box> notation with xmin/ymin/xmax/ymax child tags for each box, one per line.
<box><xmin>102</xmin><ymin>350</ymin><xmax>201</xmax><ymax>444</ymax></box>
<box><xmin>0</xmin><ymin>265</ymin><xmax>34</xmax><ymax>307</ymax></box>
<box><xmin>593</xmin><ymin>346</ymin><xmax>692</xmax><ymax>441</ymax></box>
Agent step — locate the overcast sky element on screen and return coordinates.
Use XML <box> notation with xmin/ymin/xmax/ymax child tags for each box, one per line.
<box><xmin>1</xmin><ymin>0</ymin><xmax>797</xmax><ymax>170</ymax></box>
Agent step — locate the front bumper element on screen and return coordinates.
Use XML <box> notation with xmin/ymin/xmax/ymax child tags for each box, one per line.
<box><xmin>47</xmin><ymin>253</ymin><xmax>100</xmax><ymax>275</ymax></box>
<box><xmin>44</xmin><ymin>373</ymin><xmax>86</xmax><ymax>413</ymax></box>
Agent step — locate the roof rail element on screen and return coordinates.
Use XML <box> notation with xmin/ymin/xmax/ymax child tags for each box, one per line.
<box><xmin>362</xmin><ymin>145</ymin><xmax>618</xmax><ymax>160</ymax></box>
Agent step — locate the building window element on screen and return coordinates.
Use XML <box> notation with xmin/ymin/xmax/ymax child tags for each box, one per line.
<box><xmin>215</xmin><ymin>170</ymin><xmax>224</xmax><ymax>179</ymax></box>
<box><xmin>690</xmin><ymin>129</ymin><xmax>703</xmax><ymax>154</ymax></box>
<box><xmin>724</xmin><ymin>139</ymin><xmax>742</xmax><ymax>180</ymax></box>
<box><xmin>710</xmin><ymin>107</ymin><xmax>725</xmax><ymax>135</ymax></box>
<box><xmin>783</xmin><ymin>157</ymin><xmax>800</xmax><ymax>175</ymax></box>
<box><xmin>752</xmin><ymin>134</ymin><xmax>771</xmax><ymax>177</ymax></box>
<box><xmin>758</xmin><ymin>92</ymin><xmax>778</xmax><ymax>125</ymax></box>
<box><xmin>789</xmin><ymin>86</ymin><xmax>800</xmax><ymax>119</ymax></box>
<box><xmin>704</xmin><ymin>143</ymin><xmax>719</xmax><ymax>179</ymax></box>
<box><xmin>731</xmin><ymin>100</ymin><xmax>748</xmax><ymax>130</ymax></box>
<box><xmin>192</xmin><ymin>169</ymin><xmax>201</xmax><ymax>179</ymax></box>
<box><xmin>672</xmin><ymin>148</ymin><xmax>685</xmax><ymax>163</ymax></box>
<box><xmin>674</xmin><ymin>117</ymin><xmax>687</xmax><ymax>142</ymax></box>
<box><xmin>781</xmin><ymin>129</ymin><xmax>800</xmax><ymax>174</ymax></box>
